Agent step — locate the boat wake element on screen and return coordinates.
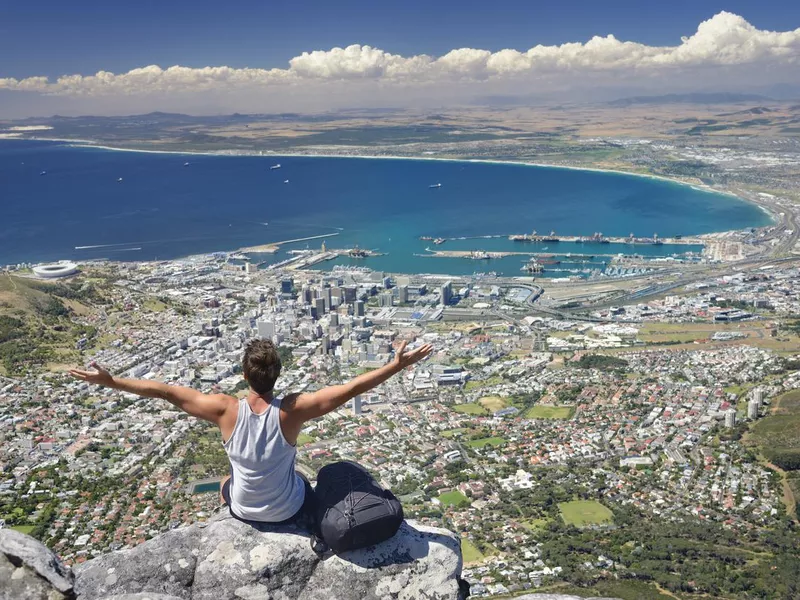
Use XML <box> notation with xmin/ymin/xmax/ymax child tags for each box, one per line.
<box><xmin>75</xmin><ymin>242</ymin><xmax>139</xmax><ymax>250</ymax></box>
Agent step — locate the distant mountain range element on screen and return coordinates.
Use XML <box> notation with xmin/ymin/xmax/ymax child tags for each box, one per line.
<box><xmin>607</xmin><ymin>93</ymin><xmax>774</xmax><ymax>107</ymax></box>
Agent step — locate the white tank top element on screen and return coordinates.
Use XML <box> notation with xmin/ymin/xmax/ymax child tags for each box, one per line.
<box><xmin>222</xmin><ymin>397</ymin><xmax>305</xmax><ymax>522</ymax></box>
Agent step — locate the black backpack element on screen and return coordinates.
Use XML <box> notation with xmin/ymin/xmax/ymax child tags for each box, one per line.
<box><xmin>313</xmin><ymin>460</ymin><xmax>404</xmax><ymax>553</ymax></box>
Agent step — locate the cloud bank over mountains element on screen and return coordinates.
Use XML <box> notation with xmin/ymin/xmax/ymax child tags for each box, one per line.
<box><xmin>1</xmin><ymin>12</ymin><xmax>798</xmax><ymax>115</ymax></box>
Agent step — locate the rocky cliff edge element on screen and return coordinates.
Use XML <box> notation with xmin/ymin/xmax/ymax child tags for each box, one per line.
<box><xmin>1</xmin><ymin>512</ymin><xmax>618</xmax><ymax>600</ymax></box>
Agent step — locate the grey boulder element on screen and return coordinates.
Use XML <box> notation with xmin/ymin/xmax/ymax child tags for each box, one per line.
<box><xmin>75</xmin><ymin>513</ymin><xmax>466</xmax><ymax>600</ymax></box>
<box><xmin>0</xmin><ymin>527</ymin><xmax>75</xmax><ymax>600</ymax></box>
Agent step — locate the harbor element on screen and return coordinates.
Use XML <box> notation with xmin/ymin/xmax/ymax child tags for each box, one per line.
<box><xmin>223</xmin><ymin>219</ymin><xmax>741</xmax><ymax>280</ymax></box>
<box><xmin>420</xmin><ymin>231</ymin><xmax>705</xmax><ymax>246</ymax></box>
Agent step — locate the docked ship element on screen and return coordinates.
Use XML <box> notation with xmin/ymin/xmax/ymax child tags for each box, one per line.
<box><xmin>590</xmin><ymin>232</ymin><xmax>610</xmax><ymax>244</ymax></box>
<box><xmin>541</xmin><ymin>230</ymin><xmax>560</xmax><ymax>243</ymax></box>
<box><xmin>521</xmin><ymin>259</ymin><xmax>543</xmax><ymax>274</ymax></box>
<box><xmin>348</xmin><ymin>245</ymin><xmax>369</xmax><ymax>258</ymax></box>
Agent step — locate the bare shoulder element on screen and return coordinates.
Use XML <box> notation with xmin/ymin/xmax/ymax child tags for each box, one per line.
<box><xmin>280</xmin><ymin>392</ymin><xmax>303</xmax><ymax>413</ymax></box>
<box><xmin>219</xmin><ymin>392</ymin><xmax>240</xmax><ymax>406</ymax></box>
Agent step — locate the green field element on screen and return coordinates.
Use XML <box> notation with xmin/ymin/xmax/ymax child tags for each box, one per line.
<box><xmin>466</xmin><ymin>436</ymin><xmax>506</xmax><ymax>449</ymax></box>
<box><xmin>464</xmin><ymin>376</ymin><xmax>503</xmax><ymax>391</ymax></box>
<box><xmin>558</xmin><ymin>500</ymin><xmax>614</xmax><ymax>527</ymax></box>
<box><xmin>453</xmin><ymin>403</ymin><xmax>489</xmax><ymax>415</ymax></box>
<box><xmin>296</xmin><ymin>433</ymin><xmax>314</xmax><ymax>446</ymax></box>
<box><xmin>439</xmin><ymin>490</ymin><xmax>471</xmax><ymax>507</ymax></box>
<box><xmin>478</xmin><ymin>396</ymin><xmax>508</xmax><ymax>412</ymax></box>
<box><xmin>10</xmin><ymin>525</ymin><xmax>35</xmax><ymax>534</ymax></box>
<box><xmin>441</xmin><ymin>428</ymin><xmax>467</xmax><ymax>438</ymax></box>
<box><xmin>460</xmin><ymin>538</ymin><xmax>485</xmax><ymax>563</ymax></box>
<box><xmin>142</xmin><ymin>298</ymin><xmax>168</xmax><ymax>312</ymax></box>
<box><xmin>524</xmin><ymin>405</ymin><xmax>575</xmax><ymax>419</ymax></box>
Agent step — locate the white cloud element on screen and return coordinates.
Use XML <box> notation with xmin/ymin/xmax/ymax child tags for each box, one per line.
<box><xmin>0</xmin><ymin>12</ymin><xmax>798</xmax><ymax>105</ymax></box>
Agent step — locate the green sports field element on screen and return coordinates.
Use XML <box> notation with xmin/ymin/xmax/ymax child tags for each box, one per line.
<box><xmin>466</xmin><ymin>436</ymin><xmax>506</xmax><ymax>449</ymax></box>
<box><xmin>439</xmin><ymin>490</ymin><xmax>471</xmax><ymax>507</ymax></box>
<box><xmin>524</xmin><ymin>405</ymin><xmax>575</xmax><ymax>419</ymax></box>
<box><xmin>558</xmin><ymin>500</ymin><xmax>614</xmax><ymax>526</ymax></box>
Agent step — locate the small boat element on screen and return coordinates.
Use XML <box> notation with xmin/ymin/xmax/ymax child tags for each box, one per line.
<box><xmin>283</xmin><ymin>179</ymin><xmax>290</xmax><ymax>184</ymax></box>
<box><xmin>39</xmin><ymin>170</ymin><xmax>47</xmax><ymax>176</ymax></box>
<box><xmin>270</xmin><ymin>164</ymin><xmax>282</xmax><ymax>170</ymax></box>
<box><xmin>429</xmin><ymin>183</ymin><xmax>442</xmax><ymax>189</ymax></box>
<box><xmin>183</xmin><ymin>161</ymin><xmax>190</xmax><ymax>167</ymax></box>
<box><xmin>117</xmin><ymin>177</ymin><xmax>123</xmax><ymax>183</ymax></box>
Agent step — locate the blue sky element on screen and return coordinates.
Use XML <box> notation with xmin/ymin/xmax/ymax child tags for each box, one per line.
<box><xmin>2</xmin><ymin>0</ymin><xmax>798</xmax><ymax>78</ymax></box>
<box><xmin>1</xmin><ymin>2</ymin><xmax>799</xmax><ymax>117</ymax></box>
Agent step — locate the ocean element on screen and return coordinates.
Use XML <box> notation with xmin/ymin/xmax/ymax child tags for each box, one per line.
<box><xmin>0</xmin><ymin>140</ymin><xmax>771</xmax><ymax>276</ymax></box>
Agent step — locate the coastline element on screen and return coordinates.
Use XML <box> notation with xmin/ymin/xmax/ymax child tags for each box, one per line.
<box><xmin>15</xmin><ymin>135</ymin><xmax>777</xmax><ymax>226</ymax></box>
<box><xmin>2</xmin><ymin>136</ymin><xmax>780</xmax><ymax>270</ymax></box>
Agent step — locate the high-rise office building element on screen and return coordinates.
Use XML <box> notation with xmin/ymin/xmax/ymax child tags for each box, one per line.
<box><xmin>353</xmin><ymin>395</ymin><xmax>362</xmax><ymax>415</ymax></box>
<box><xmin>281</xmin><ymin>279</ymin><xmax>293</xmax><ymax>294</ymax></box>
<box><xmin>329</xmin><ymin>313</ymin><xmax>339</xmax><ymax>327</ymax></box>
<box><xmin>355</xmin><ymin>300</ymin><xmax>365</xmax><ymax>317</ymax></box>
<box><xmin>314</xmin><ymin>298</ymin><xmax>326</xmax><ymax>318</ymax></box>
<box><xmin>379</xmin><ymin>292</ymin><xmax>393</xmax><ymax>307</ymax></box>
<box><xmin>398</xmin><ymin>285</ymin><xmax>409</xmax><ymax>304</ymax></box>
<box><xmin>440</xmin><ymin>281</ymin><xmax>453</xmax><ymax>306</ymax></box>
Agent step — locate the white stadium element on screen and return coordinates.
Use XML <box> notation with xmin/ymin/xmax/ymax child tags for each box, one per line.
<box><xmin>32</xmin><ymin>262</ymin><xmax>79</xmax><ymax>279</ymax></box>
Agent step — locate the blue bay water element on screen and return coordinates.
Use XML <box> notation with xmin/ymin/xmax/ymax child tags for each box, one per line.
<box><xmin>0</xmin><ymin>140</ymin><xmax>771</xmax><ymax>276</ymax></box>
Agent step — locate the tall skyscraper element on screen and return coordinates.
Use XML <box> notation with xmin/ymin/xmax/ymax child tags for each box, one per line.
<box><xmin>353</xmin><ymin>395</ymin><xmax>362</xmax><ymax>415</ymax></box>
<box><xmin>329</xmin><ymin>313</ymin><xmax>339</xmax><ymax>327</ymax></box>
<box><xmin>281</xmin><ymin>279</ymin><xmax>293</xmax><ymax>294</ymax></box>
<box><xmin>724</xmin><ymin>409</ymin><xmax>737</xmax><ymax>428</ymax></box>
<box><xmin>314</xmin><ymin>298</ymin><xmax>326</xmax><ymax>318</ymax></box>
<box><xmin>440</xmin><ymin>281</ymin><xmax>453</xmax><ymax>306</ymax></box>
<box><xmin>355</xmin><ymin>300</ymin><xmax>365</xmax><ymax>317</ymax></box>
<box><xmin>747</xmin><ymin>400</ymin><xmax>759</xmax><ymax>420</ymax></box>
<box><xmin>398</xmin><ymin>285</ymin><xmax>409</xmax><ymax>304</ymax></box>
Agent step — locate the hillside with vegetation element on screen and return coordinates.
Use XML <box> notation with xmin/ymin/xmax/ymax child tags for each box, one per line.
<box><xmin>0</xmin><ymin>274</ymin><xmax>105</xmax><ymax>375</ymax></box>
